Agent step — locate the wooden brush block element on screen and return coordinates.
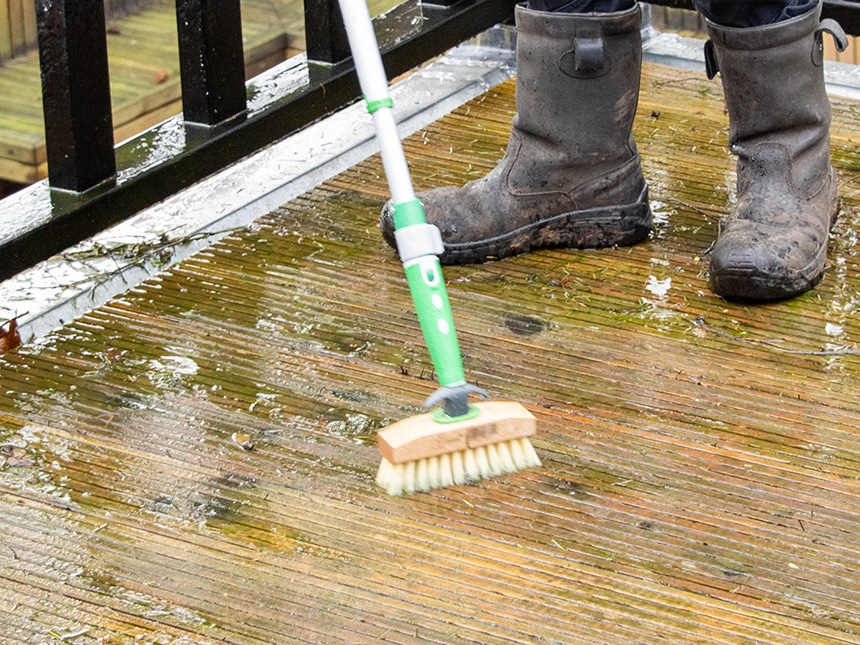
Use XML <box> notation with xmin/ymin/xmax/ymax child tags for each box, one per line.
<box><xmin>378</xmin><ymin>401</ymin><xmax>536</xmax><ymax>465</ymax></box>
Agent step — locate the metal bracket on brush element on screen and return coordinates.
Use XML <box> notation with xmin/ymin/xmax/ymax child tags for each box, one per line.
<box><xmin>424</xmin><ymin>383</ymin><xmax>489</xmax><ymax>421</ymax></box>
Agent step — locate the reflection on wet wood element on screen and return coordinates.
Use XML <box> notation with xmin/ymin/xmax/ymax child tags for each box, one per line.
<box><xmin>2</xmin><ymin>61</ymin><xmax>860</xmax><ymax>643</ymax></box>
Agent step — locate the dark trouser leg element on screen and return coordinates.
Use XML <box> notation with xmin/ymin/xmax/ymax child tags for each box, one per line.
<box><xmin>693</xmin><ymin>0</ymin><xmax>817</xmax><ymax>27</ymax></box>
<box><xmin>533</xmin><ymin>0</ymin><xmax>817</xmax><ymax>25</ymax></box>
<box><xmin>527</xmin><ymin>0</ymin><xmax>633</xmax><ymax>13</ymax></box>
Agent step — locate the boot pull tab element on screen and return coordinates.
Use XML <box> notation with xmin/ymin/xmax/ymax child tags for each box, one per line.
<box><xmin>559</xmin><ymin>37</ymin><xmax>607</xmax><ymax>78</ymax></box>
<box><xmin>703</xmin><ymin>39</ymin><xmax>719</xmax><ymax>79</ymax></box>
<box><xmin>813</xmin><ymin>18</ymin><xmax>848</xmax><ymax>65</ymax></box>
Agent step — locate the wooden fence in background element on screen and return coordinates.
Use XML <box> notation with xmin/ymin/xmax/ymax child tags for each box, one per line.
<box><xmin>0</xmin><ymin>0</ymin><xmax>35</xmax><ymax>62</ymax></box>
<box><xmin>0</xmin><ymin>0</ymin><xmax>157</xmax><ymax>63</ymax></box>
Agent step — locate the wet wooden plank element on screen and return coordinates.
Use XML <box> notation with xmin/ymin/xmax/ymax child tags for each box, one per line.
<box><xmin>2</xmin><ymin>61</ymin><xmax>860</xmax><ymax>643</ymax></box>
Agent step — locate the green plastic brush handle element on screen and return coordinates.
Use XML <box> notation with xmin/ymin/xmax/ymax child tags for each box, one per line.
<box><xmin>338</xmin><ymin>0</ymin><xmax>486</xmax><ymax>419</ymax></box>
<box><xmin>391</xmin><ymin>199</ymin><xmax>466</xmax><ymax>390</ymax></box>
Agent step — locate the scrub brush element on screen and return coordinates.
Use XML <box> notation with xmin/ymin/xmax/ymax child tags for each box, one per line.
<box><xmin>337</xmin><ymin>0</ymin><xmax>540</xmax><ymax>495</ymax></box>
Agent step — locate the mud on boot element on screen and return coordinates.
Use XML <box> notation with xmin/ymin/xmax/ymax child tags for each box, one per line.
<box><xmin>703</xmin><ymin>4</ymin><xmax>847</xmax><ymax>301</ymax></box>
<box><xmin>380</xmin><ymin>3</ymin><xmax>652</xmax><ymax>265</ymax></box>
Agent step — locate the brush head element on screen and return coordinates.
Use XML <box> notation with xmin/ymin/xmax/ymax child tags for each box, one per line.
<box><xmin>377</xmin><ymin>400</ymin><xmax>536</xmax><ymax>464</ymax></box>
<box><xmin>375</xmin><ymin>401</ymin><xmax>539</xmax><ymax>496</ymax></box>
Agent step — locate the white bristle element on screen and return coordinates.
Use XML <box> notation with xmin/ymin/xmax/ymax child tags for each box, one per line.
<box><xmin>451</xmin><ymin>450</ymin><xmax>466</xmax><ymax>485</ymax></box>
<box><xmin>438</xmin><ymin>453</ymin><xmax>454</xmax><ymax>488</ymax></box>
<box><xmin>402</xmin><ymin>460</ymin><xmax>417</xmax><ymax>495</ymax></box>
<box><xmin>415</xmin><ymin>458</ymin><xmax>429</xmax><ymax>492</ymax></box>
<box><xmin>377</xmin><ymin>458</ymin><xmax>404</xmax><ymax>496</ymax></box>
<box><xmin>486</xmin><ymin>443</ymin><xmax>504</xmax><ymax>476</ymax></box>
<box><xmin>426</xmin><ymin>455</ymin><xmax>441</xmax><ymax>490</ymax></box>
<box><xmin>517</xmin><ymin>437</ymin><xmax>542</xmax><ymax>467</ymax></box>
<box><xmin>496</xmin><ymin>440</ymin><xmax>517</xmax><ymax>473</ymax></box>
<box><xmin>508</xmin><ymin>438</ymin><xmax>529</xmax><ymax>470</ymax></box>
<box><xmin>474</xmin><ymin>445</ymin><xmax>492</xmax><ymax>479</ymax></box>
<box><xmin>376</xmin><ymin>439</ymin><xmax>541</xmax><ymax>496</ymax></box>
<box><xmin>463</xmin><ymin>448</ymin><xmax>479</xmax><ymax>482</ymax></box>
<box><xmin>376</xmin><ymin>457</ymin><xmax>392</xmax><ymax>488</ymax></box>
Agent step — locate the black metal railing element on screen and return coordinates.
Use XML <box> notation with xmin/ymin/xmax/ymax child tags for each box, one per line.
<box><xmin>0</xmin><ymin>0</ymin><xmax>520</xmax><ymax>281</ymax></box>
<box><xmin>1</xmin><ymin>0</ymin><xmax>859</xmax><ymax>281</ymax></box>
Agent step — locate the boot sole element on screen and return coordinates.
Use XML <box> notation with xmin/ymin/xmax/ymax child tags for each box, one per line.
<box><xmin>440</xmin><ymin>185</ymin><xmax>652</xmax><ymax>265</ymax></box>
<box><xmin>710</xmin><ymin>195</ymin><xmax>841</xmax><ymax>302</ymax></box>
<box><xmin>710</xmin><ymin>246</ymin><xmax>827</xmax><ymax>302</ymax></box>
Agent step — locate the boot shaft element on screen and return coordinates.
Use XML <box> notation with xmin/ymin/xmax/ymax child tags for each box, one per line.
<box><xmin>513</xmin><ymin>3</ymin><xmax>642</xmax><ymax>163</ymax></box>
<box><xmin>704</xmin><ymin>5</ymin><xmax>847</xmax><ymax>195</ymax></box>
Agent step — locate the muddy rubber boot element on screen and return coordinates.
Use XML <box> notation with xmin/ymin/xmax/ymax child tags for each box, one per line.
<box><xmin>380</xmin><ymin>3</ymin><xmax>651</xmax><ymax>264</ymax></box>
<box><xmin>703</xmin><ymin>5</ymin><xmax>847</xmax><ymax>301</ymax></box>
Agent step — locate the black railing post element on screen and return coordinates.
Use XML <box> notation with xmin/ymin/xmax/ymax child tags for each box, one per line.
<box><xmin>305</xmin><ymin>0</ymin><xmax>351</xmax><ymax>64</ymax></box>
<box><xmin>35</xmin><ymin>0</ymin><xmax>116</xmax><ymax>192</ymax></box>
<box><xmin>175</xmin><ymin>0</ymin><xmax>247</xmax><ymax>125</ymax></box>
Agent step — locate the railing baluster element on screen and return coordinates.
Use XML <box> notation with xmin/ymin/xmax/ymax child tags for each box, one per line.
<box><xmin>35</xmin><ymin>0</ymin><xmax>116</xmax><ymax>192</ymax></box>
<box><xmin>175</xmin><ymin>0</ymin><xmax>247</xmax><ymax>126</ymax></box>
<box><xmin>305</xmin><ymin>0</ymin><xmax>350</xmax><ymax>64</ymax></box>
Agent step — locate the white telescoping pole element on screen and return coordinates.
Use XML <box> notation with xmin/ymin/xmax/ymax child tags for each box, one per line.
<box><xmin>337</xmin><ymin>0</ymin><xmax>416</xmax><ymax>206</ymax></box>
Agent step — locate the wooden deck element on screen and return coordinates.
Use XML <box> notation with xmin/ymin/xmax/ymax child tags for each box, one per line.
<box><xmin>3</xmin><ymin>61</ymin><xmax>860</xmax><ymax>643</ymax></box>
